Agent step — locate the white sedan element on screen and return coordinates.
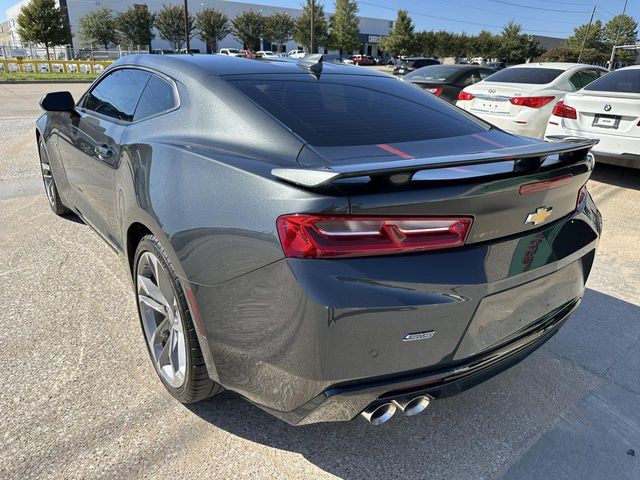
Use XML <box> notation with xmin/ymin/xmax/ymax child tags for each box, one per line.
<box><xmin>545</xmin><ymin>65</ymin><xmax>640</xmax><ymax>169</ymax></box>
<box><xmin>257</xmin><ymin>50</ymin><xmax>277</xmax><ymax>58</ymax></box>
<box><xmin>456</xmin><ymin>63</ymin><xmax>607</xmax><ymax>138</ymax></box>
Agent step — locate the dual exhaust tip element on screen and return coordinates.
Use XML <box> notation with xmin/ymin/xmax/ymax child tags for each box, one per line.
<box><xmin>360</xmin><ymin>395</ymin><xmax>431</xmax><ymax>425</ymax></box>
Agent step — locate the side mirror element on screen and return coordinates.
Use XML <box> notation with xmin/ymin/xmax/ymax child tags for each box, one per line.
<box><xmin>40</xmin><ymin>91</ymin><xmax>75</xmax><ymax>112</ymax></box>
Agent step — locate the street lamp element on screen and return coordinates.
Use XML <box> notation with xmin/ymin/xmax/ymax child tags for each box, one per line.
<box><xmin>184</xmin><ymin>0</ymin><xmax>190</xmax><ymax>52</ymax></box>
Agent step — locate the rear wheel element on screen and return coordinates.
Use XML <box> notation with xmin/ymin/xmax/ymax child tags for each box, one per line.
<box><xmin>134</xmin><ymin>235</ymin><xmax>222</xmax><ymax>403</ymax></box>
<box><xmin>38</xmin><ymin>138</ymin><xmax>68</xmax><ymax>215</ymax></box>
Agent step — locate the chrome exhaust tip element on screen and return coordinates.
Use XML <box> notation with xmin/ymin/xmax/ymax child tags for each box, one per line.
<box><xmin>360</xmin><ymin>402</ymin><xmax>397</xmax><ymax>425</ymax></box>
<box><xmin>392</xmin><ymin>395</ymin><xmax>430</xmax><ymax>416</ymax></box>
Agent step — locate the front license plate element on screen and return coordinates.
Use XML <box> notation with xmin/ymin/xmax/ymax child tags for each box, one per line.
<box><xmin>593</xmin><ymin>114</ymin><xmax>620</xmax><ymax>129</ymax></box>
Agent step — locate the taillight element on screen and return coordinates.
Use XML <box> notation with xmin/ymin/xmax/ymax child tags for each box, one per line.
<box><xmin>277</xmin><ymin>214</ymin><xmax>473</xmax><ymax>259</ymax></box>
<box><xmin>577</xmin><ymin>185</ymin><xmax>588</xmax><ymax>208</ymax></box>
<box><xmin>551</xmin><ymin>101</ymin><xmax>577</xmax><ymax>119</ymax></box>
<box><xmin>426</xmin><ymin>86</ymin><xmax>443</xmax><ymax>96</ymax></box>
<box><xmin>509</xmin><ymin>96</ymin><xmax>555</xmax><ymax>108</ymax></box>
<box><xmin>458</xmin><ymin>91</ymin><xmax>475</xmax><ymax>101</ymax></box>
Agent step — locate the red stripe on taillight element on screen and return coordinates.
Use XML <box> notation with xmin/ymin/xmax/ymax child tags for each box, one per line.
<box><xmin>425</xmin><ymin>86</ymin><xmax>444</xmax><ymax>96</ymax></box>
<box><xmin>509</xmin><ymin>96</ymin><xmax>555</xmax><ymax>108</ymax></box>
<box><xmin>458</xmin><ymin>91</ymin><xmax>475</xmax><ymax>101</ymax></box>
<box><xmin>551</xmin><ymin>100</ymin><xmax>577</xmax><ymax>119</ymax></box>
<box><xmin>519</xmin><ymin>174</ymin><xmax>573</xmax><ymax>195</ymax></box>
<box><xmin>277</xmin><ymin>215</ymin><xmax>473</xmax><ymax>259</ymax></box>
<box><xmin>376</xmin><ymin>143</ymin><xmax>414</xmax><ymax>159</ymax></box>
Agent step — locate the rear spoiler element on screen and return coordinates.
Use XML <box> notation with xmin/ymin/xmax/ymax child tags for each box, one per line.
<box><xmin>272</xmin><ymin>136</ymin><xmax>598</xmax><ymax>188</ymax></box>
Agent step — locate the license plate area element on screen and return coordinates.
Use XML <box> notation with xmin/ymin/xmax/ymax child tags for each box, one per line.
<box><xmin>471</xmin><ymin>100</ymin><xmax>510</xmax><ymax>114</ymax></box>
<box><xmin>453</xmin><ymin>260</ymin><xmax>584</xmax><ymax>360</ymax></box>
<box><xmin>592</xmin><ymin>114</ymin><xmax>620</xmax><ymax>129</ymax></box>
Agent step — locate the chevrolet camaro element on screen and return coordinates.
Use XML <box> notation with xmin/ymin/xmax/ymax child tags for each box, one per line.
<box><xmin>36</xmin><ymin>54</ymin><xmax>601</xmax><ymax>425</ymax></box>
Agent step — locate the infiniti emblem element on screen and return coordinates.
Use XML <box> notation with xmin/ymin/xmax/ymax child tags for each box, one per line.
<box><xmin>488</xmin><ymin>88</ymin><xmax>496</xmax><ymax>94</ymax></box>
<box><xmin>604</xmin><ymin>104</ymin><xmax>612</xmax><ymax>112</ymax></box>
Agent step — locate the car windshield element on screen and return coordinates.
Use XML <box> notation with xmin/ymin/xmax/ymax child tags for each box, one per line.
<box><xmin>227</xmin><ymin>49</ymin><xmax>241</xmax><ymax>53</ymax></box>
<box><xmin>484</xmin><ymin>67</ymin><xmax>564</xmax><ymax>84</ymax></box>
<box><xmin>229</xmin><ymin>75</ymin><xmax>488</xmax><ymax>147</ymax></box>
<box><xmin>584</xmin><ymin>69</ymin><xmax>640</xmax><ymax>93</ymax></box>
<box><xmin>404</xmin><ymin>66</ymin><xmax>461</xmax><ymax>82</ymax></box>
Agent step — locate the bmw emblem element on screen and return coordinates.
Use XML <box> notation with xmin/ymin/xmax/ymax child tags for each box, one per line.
<box><xmin>604</xmin><ymin>104</ymin><xmax>612</xmax><ymax>112</ymax></box>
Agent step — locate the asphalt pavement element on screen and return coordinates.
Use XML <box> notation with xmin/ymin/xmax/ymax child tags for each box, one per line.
<box><xmin>1</xmin><ymin>82</ymin><xmax>639</xmax><ymax>480</ymax></box>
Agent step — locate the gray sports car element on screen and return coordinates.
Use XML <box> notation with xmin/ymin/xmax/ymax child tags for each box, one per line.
<box><xmin>36</xmin><ymin>54</ymin><xmax>601</xmax><ymax>426</ymax></box>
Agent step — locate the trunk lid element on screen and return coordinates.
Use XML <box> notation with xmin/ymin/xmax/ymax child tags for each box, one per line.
<box><xmin>289</xmin><ymin>132</ymin><xmax>595</xmax><ymax>244</ymax></box>
<box><xmin>463</xmin><ymin>83</ymin><xmax>557</xmax><ymax>117</ymax></box>
<box><xmin>562</xmin><ymin>90</ymin><xmax>640</xmax><ymax>137</ymax></box>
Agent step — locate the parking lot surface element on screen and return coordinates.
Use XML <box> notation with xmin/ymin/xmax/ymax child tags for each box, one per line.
<box><xmin>1</xmin><ymin>82</ymin><xmax>639</xmax><ymax>480</ymax></box>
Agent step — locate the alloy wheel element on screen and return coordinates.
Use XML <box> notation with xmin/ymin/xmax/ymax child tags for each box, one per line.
<box><xmin>136</xmin><ymin>251</ymin><xmax>186</xmax><ymax>388</ymax></box>
<box><xmin>39</xmin><ymin>142</ymin><xmax>56</xmax><ymax>208</ymax></box>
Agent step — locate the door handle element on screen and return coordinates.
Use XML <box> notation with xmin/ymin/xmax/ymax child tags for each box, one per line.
<box><xmin>95</xmin><ymin>144</ymin><xmax>114</xmax><ymax>158</ymax></box>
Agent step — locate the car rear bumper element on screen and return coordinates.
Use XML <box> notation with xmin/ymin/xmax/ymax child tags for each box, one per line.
<box><xmin>459</xmin><ymin>105</ymin><xmax>550</xmax><ymax>139</ymax></box>
<box><xmin>188</xmin><ymin>195</ymin><xmax>601</xmax><ymax>424</ymax></box>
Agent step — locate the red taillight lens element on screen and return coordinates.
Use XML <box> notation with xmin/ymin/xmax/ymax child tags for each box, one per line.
<box><xmin>551</xmin><ymin>100</ymin><xmax>577</xmax><ymax>119</ymax></box>
<box><xmin>458</xmin><ymin>91</ymin><xmax>475</xmax><ymax>101</ymax></box>
<box><xmin>277</xmin><ymin>215</ymin><xmax>473</xmax><ymax>259</ymax></box>
<box><xmin>577</xmin><ymin>185</ymin><xmax>588</xmax><ymax>208</ymax></box>
<box><xmin>426</xmin><ymin>86</ymin><xmax>444</xmax><ymax>96</ymax></box>
<box><xmin>509</xmin><ymin>96</ymin><xmax>555</xmax><ymax>108</ymax></box>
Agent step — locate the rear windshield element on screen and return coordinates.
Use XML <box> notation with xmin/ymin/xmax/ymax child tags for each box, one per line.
<box><xmin>404</xmin><ymin>66</ymin><xmax>460</xmax><ymax>82</ymax></box>
<box><xmin>485</xmin><ymin>67</ymin><xmax>564</xmax><ymax>84</ymax></box>
<box><xmin>584</xmin><ymin>69</ymin><xmax>640</xmax><ymax>93</ymax></box>
<box><xmin>229</xmin><ymin>75</ymin><xmax>487</xmax><ymax>146</ymax></box>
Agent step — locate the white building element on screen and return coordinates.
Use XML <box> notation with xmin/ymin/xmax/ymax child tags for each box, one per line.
<box><xmin>3</xmin><ymin>0</ymin><xmax>392</xmax><ymax>57</ymax></box>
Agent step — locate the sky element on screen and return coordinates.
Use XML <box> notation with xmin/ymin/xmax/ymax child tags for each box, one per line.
<box><xmin>1</xmin><ymin>0</ymin><xmax>638</xmax><ymax>39</ymax></box>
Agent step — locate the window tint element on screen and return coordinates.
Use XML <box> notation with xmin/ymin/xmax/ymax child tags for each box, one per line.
<box><xmin>569</xmin><ymin>69</ymin><xmax>599</xmax><ymax>90</ymax></box>
<box><xmin>484</xmin><ymin>67</ymin><xmax>564</xmax><ymax>84</ymax></box>
<box><xmin>84</xmin><ymin>69</ymin><xmax>150</xmax><ymax>121</ymax></box>
<box><xmin>460</xmin><ymin>70</ymin><xmax>483</xmax><ymax>86</ymax></box>
<box><xmin>230</xmin><ymin>75</ymin><xmax>488</xmax><ymax>147</ymax></box>
<box><xmin>584</xmin><ymin>69</ymin><xmax>640</xmax><ymax>93</ymax></box>
<box><xmin>134</xmin><ymin>75</ymin><xmax>176</xmax><ymax>120</ymax></box>
<box><xmin>479</xmin><ymin>69</ymin><xmax>494</xmax><ymax>80</ymax></box>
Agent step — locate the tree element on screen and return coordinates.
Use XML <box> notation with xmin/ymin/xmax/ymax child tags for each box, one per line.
<box><xmin>78</xmin><ymin>7</ymin><xmax>118</xmax><ymax>50</ymax></box>
<box><xmin>496</xmin><ymin>21</ymin><xmax>543</xmax><ymax>63</ymax></box>
<box><xmin>156</xmin><ymin>4</ymin><xmax>194</xmax><ymax>51</ymax></box>
<box><xmin>329</xmin><ymin>0</ymin><xmax>359</xmax><ymax>59</ymax></box>
<box><xmin>16</xmin><ymin>0</ymin><xmax>70</xmax><ymax>60</ymax></box>
<box><xmin>379</xmin><ymin>10</ymin><xmax>416</xmax><ymax>57</ymax></box>
<box><xmin>264</xmin><ymin>12</ymin><xmax>295</xmax><ymax>53</ymax></box>
<box><xmin>294</xmin><ymin>0</ymin><xmax>329</xmax><ymax>53</ymax></box>
<box><xmin>232</xmin><ymin>10</ymin><xmax>263</xmax><ymax>51</ymax></box>
<box><xmin>603</xmin><ymin>14</ymin><xmax>638</xmax><ymax>65</ymax></box>
<box><xmin>195</xmin><ymin>8</ymin><xmax>230</xmax><ymax>53</ymax></box>
<box><xmin>470</xmin><ymin>30</ymin><xmax>497</xmax><ymax>59</ymax></box>
<box><xmin>116</xmin><ymin>5</ymin><xmax>155</xmax><ymax>50</ymax></box>
<box><xmin>415</xmin><ymin>30</ymin><xmax>437</xmax><ymax>57</ymax></box>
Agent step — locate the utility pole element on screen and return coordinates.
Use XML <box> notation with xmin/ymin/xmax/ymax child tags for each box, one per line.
<box><xmin>609</xmin><ymin>0</ymin><xmax>629</xmax><ymax>70</ymax></box>
<box><xmin>578</xmin><ymin>5</ymin><xmax>596</xmax><ymax>63</ymax></box>
<box><xmin>310</xmin><ymin>0</ymin><xmax>315</xmax><ymax>54</ymax></box>
<box><xmin>184</xmin><ymin>0</ymin><xmax>190</xmax><ymax>52</ymax></box>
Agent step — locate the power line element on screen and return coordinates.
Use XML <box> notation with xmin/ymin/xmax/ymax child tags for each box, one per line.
<box><xmin>486</xmin><ymin>0</ymin><xmax>592</xmax><ymax>14</ymax></box>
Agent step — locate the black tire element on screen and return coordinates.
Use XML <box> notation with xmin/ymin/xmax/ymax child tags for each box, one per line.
<box><xmin>38</xmin><ymin>137</ymin><xmax>69</xmax><ymax>216</ymax></box>
<box><xmin>134</xmin><ymin>234</ymin><xmax>222</xmax><ymax>403</ymax></box>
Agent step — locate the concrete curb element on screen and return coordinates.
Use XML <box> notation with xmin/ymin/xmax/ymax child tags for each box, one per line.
<box><xmin>0</xmin><ymin>79</ymin><xmax>94</xmax><ymax>84</ymax></box>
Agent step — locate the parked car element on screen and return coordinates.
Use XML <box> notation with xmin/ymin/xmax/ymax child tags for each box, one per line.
<box><xmin>456</xmin><ymin>63</ymin><xmax>608</xmax><ymax>138</ymax></box>
<box><xmin>351</xmin><ymin>54</ymin><xmax>375</xmax><ymax>66</ymax></box>
<box><xmin>219</xmin><ymin>48</ymin><xmax>244</xmax><ymax>57</ymax></box>
<box><xmin>240</xmin><ymin>49</ymin><xmax>257</xmax><ymax>59</ymax></box>
<box><xmin>256</xmin><ymin>50</ymin><xmax>277</xmax><ymax>58</ymax></box>
<box><xmin>403</xmin><ymin>64</ymin><xmax>496</xmax><ymax>104</ymax></box>
<box><xmin>393</xmin><ymin>57</ymin><xmax>440</xmax><ymax>76</ymax></box>
<box><xmin>287</xmin><ymin>49</ymin><xmax>306</xmax><ymax>58</ymax></box>
<box><xmin>545</xmin><ymin>65</ymin><xmax>640</xmax><ymax>169</ymax></box>
<box><xmin>179</xmin><ymin>48</ymin><xmax>200</xmax><ymax>54</ymax></box>
<box><xmin>486</xmin><ymin>62</ymin><xmax>506</xmax><ymax>70</ymax></box>
<box><xmin>152</xmin><ymin>49</ymin><xmax>175</xmax><ymax>55</ymax></box>
<box><xmin>36</xmin><ymin>54</ymin><xmax>601</xmax><ymax>426</ymax></box>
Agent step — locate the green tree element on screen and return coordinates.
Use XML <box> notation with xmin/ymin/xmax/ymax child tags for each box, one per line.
<box><xmin>496</xmin><ymin>21</ymin><xmax>543</xmax><ymax>63</ymax></box>
<box><xmin>16</xmin><ymin>0</ymin><xmax>70</xmax><ymax>60</ymax></box>
<box><xmin>433</xmin><ymin>30</ymin><xmax>455</xmax><ymax>58</ymax></box>
<box><xmin>470</xmin><ymin>30</ymin><xmax>497</xmax><ymax>59</ymax></box>
<box><xmin>564</xmin><ymin>20</ymin><xmax>604</xmax><ymax>52</ymax></box>
<box><xmin>156</xmin><ymin>4</ymin><xmax>194</xmax><ymax>51</ymax></box>
<box><xmin>294</xmin><ymin>0</ymin><xmax>329</xmax><ymax>53</ymax></box>
<box><xmin>116</xmin><ymin>5</ymin><xmax>155</xmax><ymax>50</ymax></box>
<box><xmin>603</xmin><ymin>14</ymin><xmax>638</xmax><ymax>65</ymax></box>
<box><xmin>232</xmin><ymin>10</ymin><xmax>263</xmax><ymax>51</ymax></box>
<box><xmin>415</xmin><ymin>30</ymin><xmax>437</xmax><ymax>57</ymax></box>
<box><xmin>264</xmin><ymin>12</ymin><xmax>295</xmax><ymax>53</ymax></box>
<box><xmin>329</xmin><ymin>0</ymin><xmax>359</xmax><ymax>59</ymax></box>
<box><xmin>78</xmin><ymin>7</ymin><xmax>118</xmax><ymax>50</ymax></box>
<box><xmin>379</xmin><ymin>10</ymin><xmax>416</xmax><ymax>57</ymax></box>
<box><xmin>195</xmin><ymin>8</ymin><xmax>230</xmax><ymax>53</ymax></box>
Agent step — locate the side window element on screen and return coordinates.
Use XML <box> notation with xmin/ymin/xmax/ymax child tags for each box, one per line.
<box><xmin>134</xmin><ymin>75</ymin><xmax>177</xmax><ymax>121</ymax></box>
<box><xmin>479</xmin><ymin>69</ymin><xmax>493</xmax><ymax>80</ymax></box>
<box><xmin>84</xmin><ymin>69</ymin><xmax>150</xmax><ymax>121</ymax></box>
<box><xmin>569</xmin><ymin>70</ymin><xmax>599</xmax><ymax>91</ymax></box>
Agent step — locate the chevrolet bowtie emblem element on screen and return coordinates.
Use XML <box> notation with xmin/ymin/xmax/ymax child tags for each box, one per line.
<box><xmin>525</xmin><ymin>207</ymin><xmax>553</xmax><ymax>225</ymax></box>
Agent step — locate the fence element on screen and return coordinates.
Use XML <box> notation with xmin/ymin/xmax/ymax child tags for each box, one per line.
<box><xmin>0</xmin><ymin>44</ymin><xmax>149</xmax><ymax>61</ymax></box>
<box><xmin>0</xmin><ymin>58</ymin><xmax>113</xmax><ymax>75</ymax></box>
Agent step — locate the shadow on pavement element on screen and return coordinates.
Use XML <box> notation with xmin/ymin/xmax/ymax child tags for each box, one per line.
<box><xmin>187</xmin><ymin>288</ymin><xmax>640</xmax><ymax>479</ymax></box>
<box><xmin>590</xmin><ymin>163</ymin><xmax>640</xmax><ymax>191</ymax></box>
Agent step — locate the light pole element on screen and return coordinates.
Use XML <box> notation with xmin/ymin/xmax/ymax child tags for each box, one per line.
<box><xmin>184</xmin><ymin>0</ymin><xmax>191</xmax><ymax>52</ymax></box>
<box><xmin>310</xmin><ymin>0</ymin><xmax>315</xmax><ymax>53</ymax></box>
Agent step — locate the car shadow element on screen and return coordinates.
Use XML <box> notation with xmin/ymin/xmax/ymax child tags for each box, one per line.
<box><xmin>185</xmin><ymin>288</ymin><xmax>640</xmax><ymax>479</ymax></box>
<box><xmin>590</xmin><ymin>162</ymin><xmax>640</xmax><ymax>191</ymax></box>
